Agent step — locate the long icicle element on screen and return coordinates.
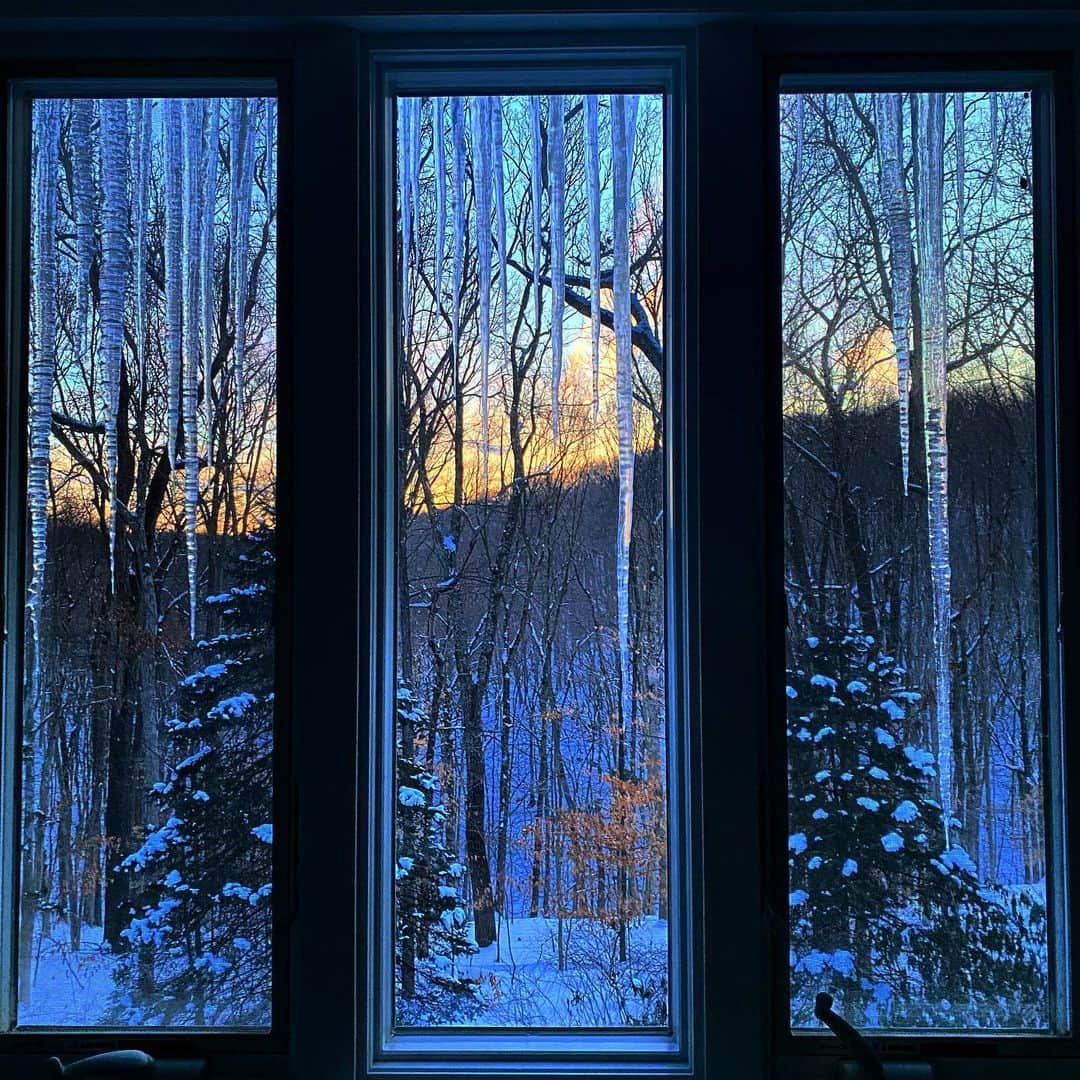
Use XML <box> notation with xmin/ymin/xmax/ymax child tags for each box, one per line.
<box><xmin>99</xmin><ymin>100</ymin><xmax>129</xmax><ymax>593</ymax></box>
<box><xmin>133</xmin><ymin>100</ymin><xmax>152</xmax><ymax>406</ymax></box>
<box><xmin>990</xmin><ymin>90</ymin><xmax>999</xmax><ymax>201</ymax></box>
<box><xmin>612</xmin><ymin>95</ymin><xmax>636</xmax><ymax>740</ymax></box>
<box><xmin>954</xmin><ymin>91</ymin><xmax>965</xmax><ymax>246</ymax></box>
<box><xmin>493</xmin><ymin>96</ymin><xmax>508</xmax><ymax>355</ymax></box>
<box><xmin>202</xmin><ymin>99</ymin><xmax>220</xmax><ymax>467</ymax></box>
<box><xmin>165</xmin><ymin>99</ymin><xmax>184</xmax><ymax>464</ymax></box>
<box><xmin>916</xmin><ymin>91</ymin><xmax>954</xmax><ymax>849</ymax></box>
<box><xmin>472</xmin><ymin>97</ymin><xmax>493</xmax><ymax>491</ymax></box>
<box><xmin>434</xmin><ymin>96</ymin><xmax>446</xmax><ymax>309</ymax></box>
<box><xmin>232</xmin><ymin>100</ymin><xmax>256</xmax><ymax>424</ymax></box>
<box><xmin>586</xmin><ymin>95</ymin><xmax>601</xmax><ymax>418</ymax></box>
<box><xmin>71</xmin><ymin>99</ymin><xmax>94</xmax><ymax>366</ymax></box>
<box><xmin>874</xmin><ymin>92</ymin><xmax>913</xmax><ymax>495</ymax></box>
<box><xmin>795</xmin><ymin>93</ymin><xmax>805</xmax><ymax>182</ymax></box>
<box><xmin>451</xmin><ymin>96</ymin><xmax>466</xmax><ymax>397</ymax></box>
<box><xmin>183</xmin><ymin>99</ymin><xmax>205</xmax><ymax>638</ymax></box>
<box><xmin>28</xmin><ymin>100</ymin><xmax>62</xmax><ymax>713</ymax></box>
<box><xmin>549</xmin><ymin>94</ymin><xmax>566</xmax><ymax>441</ymax></box>
<box><xmin>400</xmin><ymin>98</ymin><xmax>413</xmax><ymax>352</ymax></box>
<box><xmin>530</xmin><ymin>96</ymin><xmax>543</xmax><ymax>335</ymax></box>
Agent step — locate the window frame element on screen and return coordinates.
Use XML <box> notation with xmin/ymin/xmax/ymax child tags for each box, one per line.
<box><xmin>361</xmin><ymin>35</ymin><xmax>702</xmax><ymax>1080</ymax></box>
<box><xmin>760</xmin><ymin>42</ymin><xmax>1080</xmax><ymax>1074</ymax></box>
<box><xmin>0</xmin><ymin>53</ymin><xmax>301</xmax><ymax>1074</ymax></box>
<box><xmin>0</xmin><ymin>11</ymin><xmax>1078</xmax><ymax>1080</ymax></box>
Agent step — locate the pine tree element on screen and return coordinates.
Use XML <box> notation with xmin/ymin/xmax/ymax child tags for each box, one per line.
<box><xmin>394</xmin><ymin>686</ymin><xmax>481</xmax><ymax>1025</ymax></box>
<box><xmin>110</xmin><ymin>517</ymin><xmax>275</xmax><ymax>1026</ymax></box>
<box><xmin>787</xmin><ymin>624</ymin><xmax>1045</xmax><ymax>1029</ymax></box>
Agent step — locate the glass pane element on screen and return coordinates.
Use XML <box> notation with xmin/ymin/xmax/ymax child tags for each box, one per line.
<box><xmin>21</xmin><ymin>94</ymin><xmax>277</xmax><ymax>1027</ymax></box>
<box><xmin>392</xmin><ymin>93</ymin><xmax>668</xmax><ymax>1028</ymax></box>
<box><xmin>781</xmin><ymin>89</ymin><xmax>1050</xmax><ymax>1031</ymax></box>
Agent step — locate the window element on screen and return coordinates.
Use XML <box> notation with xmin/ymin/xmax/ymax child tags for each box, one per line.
<box><xmin>779</xmin><ymin>76</ymin><xmax>1065</xmax><ymax>1037</ymax></box>
<box><xmin>2</xmin><ymin>14</ymin><xmax>1080</xmax><ymax>1080</ymax></box>
<box><xmin>11</xmin><ymin>85</ymin><xmax>279</xmax><ymax>1030</ymax></box>
<box><xmin>368</xmin><ymin>50</ymin><xmax>695</xmax><ymax>1072</ymax></box>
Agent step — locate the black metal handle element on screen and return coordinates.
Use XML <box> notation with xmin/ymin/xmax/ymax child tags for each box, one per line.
<box><xmin>815</xmin><ymin>991</ymin><xmax>886</xmax><ymax>1080</ymax></box>
<box><xmin>47</xmin><ymin>1050</ymin><xmax>156</xmax><ymax>1077</ymax></box>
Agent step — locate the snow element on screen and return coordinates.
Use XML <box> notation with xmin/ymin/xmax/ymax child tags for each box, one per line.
<box><xmin>18</xmin><ymin>922</ymin><xmax>117</xmax><ymax>1026</ymax></box>
<box><xmin>789</xmin><ymin>832</ymin><xmax>808</xmax><ymax>855</ymax></box>
<box><xmin>399</xmin><ymin>786</ymin><xmax>427</xmax><ymax>807</ymax></box>
<box><xmin>879</xmin><ymin>698</ymin><xmax>905</xmax><ymax>721</ymax></box>
<box><xmin>846</xmin><ymin>680</ymin><xmax>868</xmax><ymax>694</ymax></box>
<box><xmin>810</xmin><ymin>674</ymin><xmax>838</xmax><ymax>690</ymax></box>
<box><xmin>856</xmin><ymin>797</ymin><xmax>881</xmax><ymax>812</ymax></box>
<box><xmin>842</xmin><ymin>859</ymin><xmax>858</xmax><ymax>877</ymax></box>
<box><xmin>867</xmin><ymin>766</ymin><xmax>890</xmax><ymax>780</ymax></box>
<box><xmin>892</xmin><ymin>800</ymin><xmax>919</xmax><ymax>823</ymax></box>
<box><xmin>790</xmin><ymin>890</ymin><xmax>810</xmax><ymax>907</ymax></box>
<box><xmin>786</xmin><ymin>685</ymin><xmax>798</xmax><ymax>699</ymax></box>
<box><xmin>874</xmin><ymin>726</ymin><xmax>897</xmax><ymax>748</ymax></box>
<box><xmin>881</xmin><ymin>832</ymin><xmax>905</xmax><ymax>853</ymax></box>
<box><xmin>941</xmin><ymin>846</ymin><xmax>977</xmax><ymax>876</ymax></box>
<box><xmin>251</xmin><ymin>824</ymin><xmax>273</xmax><ymax>844</ymax></box>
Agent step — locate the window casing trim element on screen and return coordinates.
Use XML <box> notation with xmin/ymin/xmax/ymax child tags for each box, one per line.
<box><xmin>363</xmin><ymin>37</ymin><xmax>700</xmax><ymax>1079</ymax></box>
<box><xmin>762</xmin><ymin>47</ymin><xmax>1079</xmax><ymax>1068</ymax></box>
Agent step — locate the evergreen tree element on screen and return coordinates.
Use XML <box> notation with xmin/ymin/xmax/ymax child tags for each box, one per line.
<box><xmin>787</xmin><ymin>624</ymin><xmax>1045</xmax><ymax>1029</ymax></box>
<box><xmin>110</xmin><ymin>517</ymin><xmax>275</xmax><ymax>1025</ymax></box>
<box><xmin>395</xmin><ymin>686</ymin><xmax>481</xmax><ymax>1025</ymax></box>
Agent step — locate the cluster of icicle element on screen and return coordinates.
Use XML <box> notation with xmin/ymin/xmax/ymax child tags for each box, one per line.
<box><xmin>29</xmin><ymin>97</ymin><xmax>272</xmax><ymax>658</ymax></box>
<box><xmin>399</xmin><ymin>94</ymin><xmax>640</xmax><ymax>731</ymax></box>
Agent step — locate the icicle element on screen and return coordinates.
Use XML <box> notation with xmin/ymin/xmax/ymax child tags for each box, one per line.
<box><xmin>451</xmin><ymin>96</ymin><xmax>466</xmax><ymax>395</ymax></box>
<box><xmin>493</xmin><ymin>97</ymin><xmax>508</xmax><ymax>353</ymax></box>
<box><xmin>183</xmin><ymin>100</ymin><xmax>205</xmax><ymax>639</ymax></box>
<box><xmin>549</xmin><ymin>94</ymin><xmax>566</xmax><ymax>440</ymax></box>
<box><xmin>28</xmin><ymin>100</ymin><xmax>62</xmax><ymax>708</ymax></box>
<box><xmin>916</xmin><ymin>91</ymin><xmax>954</xmax><ymax>847</ymax></box>
<box><xmin>202</xmin><ymin>100</ymin><xmax>220</xmax><ymax>466</ymax></box>
<box><xmin>624</xmin><ymin>94</ymin><xmax>639</xmax><ymax>189</ymax></box>
<box><xmin>795</xmin><ymin>93</ymin><xmax>805</xmax><ymax>182</ymax></box>
<box><xmin>586</xmin><ymin>95</ymin><xmax>602</xmax><ymax>419</ymax></box>
<box><xmin>71</xmin><ymin>99</ymin><xmax>94</xmax><ymax>364</ymax></box>
<box><xmin>954</xmin><ymin>92</ymin><xmax>965</xmax><ymax>245</ymax></box>
<box><xmin>132</xmin><ymin>100</ymin><xmax>152</xmax><ymax>406</ymax></box>
<box><xmin>99</xmin><ymin>101</ymin><xmax>129</xmax><ymax>592</ymax></box>
<box><xmin>612</xmin><ymin>95</ymin><xmax>635</xmax><ymax>738</ymax></box>
<box><xmin>399</xmin><ymin>98</ymin><xmax>413</xmax><ymax>351</ymax></box>
<box><xmin>990</xmin><ymin>90</ymin><xmax>999</xmax><ymax>200</ymax></box>
<box><xmin>231</xmin><ymin>100</ymin><xmax>256</xmax><ymax>423</ymax></box>
<box><xmin>530</xmin><ymin>95</ymin><xmax>543</xmax><ymax>333</ymax></box>
<box><xmin>472</xmin><ymin>98</ymin><xmax>493</xmax><ymax>489</ymax></box>
<box><xmin>874</xmin><ymin>93</ymin><xmax>913</xmax><ymax>495</ymax></box>
<box><xmin>434</xmin><ymin>96</ymin><xmax>446</xmax><ymax>310</ymax></box>
<box><xmin>164</xmin><ymin>99</ymin><xmax>184</xmax><ymax>464</ymax></box>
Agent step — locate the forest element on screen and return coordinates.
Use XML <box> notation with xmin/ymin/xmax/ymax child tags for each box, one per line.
<box><xmin>782</xmin><ymin>90</ymin><xmax>1051</xmax><ymax>1029</ymax></box>
<box><xmin>392</xmin><ymin>94</ymin><xmax>670</xmax><ymax>1027</ymax></box>
<box><xmin>22</xmin><ymin>96</ymin><xmax>277</xmax><ymax>1026</ymax></box>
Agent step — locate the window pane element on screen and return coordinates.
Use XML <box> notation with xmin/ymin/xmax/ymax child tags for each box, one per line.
<box><xmin>781</xmin><ymin>89</ymin><xmax>1051</xmax><ymax>1031</ymax></box>
<box><xmin>392</xmin><ymin>93</ymin><xmax>669</xmax><ymax>1028</ymax></box>
<box><xmin>21</xmin><ymin>94</ymin><xmax>277</xmax><ymax>1027</ymax></box>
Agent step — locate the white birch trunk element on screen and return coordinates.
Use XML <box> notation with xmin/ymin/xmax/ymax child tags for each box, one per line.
<box><xmin>874</xmin><ymin>92</ymin><xmax>914</xmax><ymax>495</ymax></box>
<box><xmin>916</xmin><ymin>91</ymin><xmax>954</xmax><ymax>845</ymax></box>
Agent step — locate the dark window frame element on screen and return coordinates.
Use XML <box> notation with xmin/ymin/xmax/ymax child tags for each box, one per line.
<box><xmin>0</xmin><ymin>11</ymin><xmax>1076</xmax><ymax>1080</ymax></box>
<box><xmin>361</xmin><ymin>34</ymin><xmax>702</xmax><ymax>1080</ymax></box>
<box><xmin>759</xmin><ymin>39</ymin><xmax>1080</xmax><ymax>1080</ymax></box>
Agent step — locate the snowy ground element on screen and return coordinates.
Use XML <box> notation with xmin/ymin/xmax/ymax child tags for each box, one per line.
<box><xmin>439</xmin><ymin>915</ymin><xmax>669</xmax><ymax>1027</ymax></box>
<box><xmin>19</xmin><ymin>922</ymin><xmax>117</xmax><ymax>1026</ymax></box>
